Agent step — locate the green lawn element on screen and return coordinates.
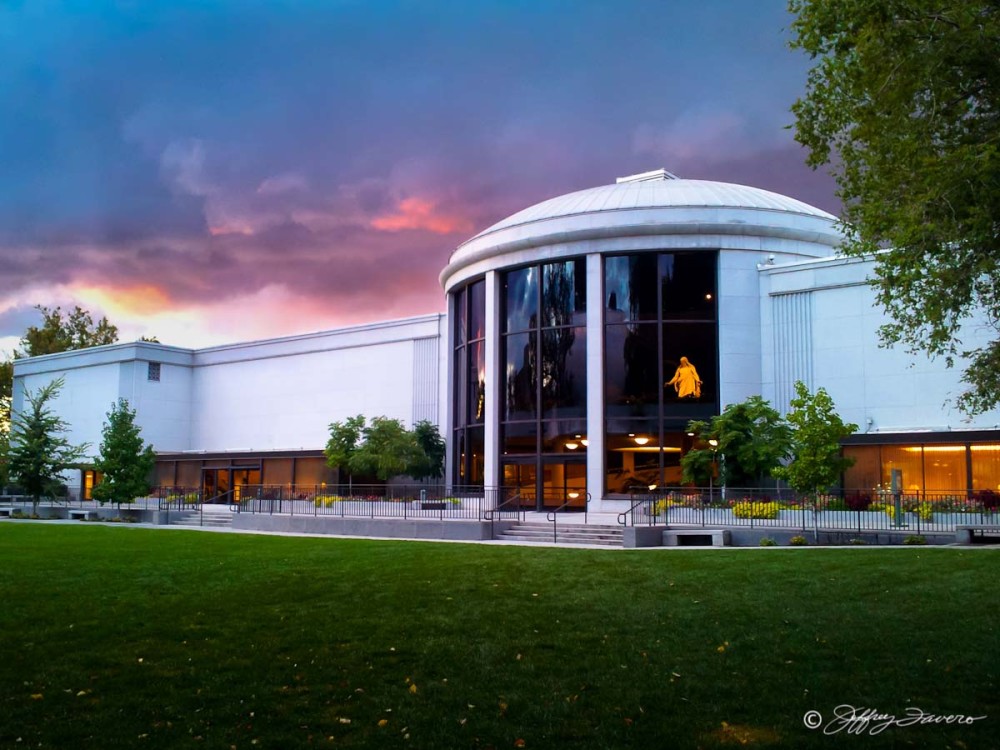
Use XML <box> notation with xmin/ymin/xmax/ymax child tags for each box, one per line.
<box><xmin>0</xmin><ymin>524</ymin><xmax>997</xmax><ymax>749</ymax></box>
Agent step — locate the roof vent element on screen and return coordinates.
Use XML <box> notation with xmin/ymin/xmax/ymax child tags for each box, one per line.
<box><xmin>616</xmin><ymin>168</ymin><xmax>679</xmax><ymax>184</ymax></box>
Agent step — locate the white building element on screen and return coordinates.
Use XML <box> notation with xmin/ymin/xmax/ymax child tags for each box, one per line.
<box><xmin>12</xmin><ymin>170</ymin><xmax>1000</xmax><ymax>508</ymax></box>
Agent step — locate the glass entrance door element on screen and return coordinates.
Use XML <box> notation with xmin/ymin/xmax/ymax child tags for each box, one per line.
<box><xmin>202</xmin><ymin>469</ymin><xmax>230</xmax><ymax>503</ymax></box>
<box><xmin>541</xmin><ymin>459</ymin><xmax>587</xmax><ymax>510</ymax></box>
<box><xmin>232</xmin><ymin>468</ymin><xmax>261</xmax><ymax>503</ymax></box>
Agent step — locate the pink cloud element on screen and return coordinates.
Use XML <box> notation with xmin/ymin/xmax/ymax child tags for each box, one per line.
<box><xmin>371</xmin><ymin>197</ymin><xmax>473</xmax><ymax>235</ymax></box>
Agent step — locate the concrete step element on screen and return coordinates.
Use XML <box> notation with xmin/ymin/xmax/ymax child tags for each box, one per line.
<box><xmin>498</xmin><ymin>522</ymin><xmax>624</xmax><ymax>546</ymax></box>
<box><xmin>169</xmin><ymin>510</ymin><xmax>233</xmax><ymax>528</ymax></box>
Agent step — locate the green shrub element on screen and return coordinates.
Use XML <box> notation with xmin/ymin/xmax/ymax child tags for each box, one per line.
<box><xmin>732</xmin><ymin>501</ymin><xmax>781</xmax><ymax>520</ymax></box>
<box><xmin>789</xmin><ymin>535</ymin><xmax>808</xmax><ymax>546</ymax></box>
<box><xmin>313</xmin><ymin>495</ymin><xmax>343</xmax><ymax>508</ymax></box>
<box><xmin>758</xmin><ymin>537</ymin><xmax>777</xmax><ymax>547</ymax></box>
<box><xmin>849</xmin><ymin>538</ymin><xmax>868</xmax><ymax>545</ymax></box>
<box><xmin>913</xmin><ymin>503</ymin><xmax>934</xmax><ymax>522</ymax></box>
<box><xmin>903</xmin><ymin>535</ymin><xmax>927</xmax><ymax>545</ymax></box>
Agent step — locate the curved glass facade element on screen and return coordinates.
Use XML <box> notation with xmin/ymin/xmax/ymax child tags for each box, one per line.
<box><xmin>452</xmin><ymin>279</ymin><xmax>486</xmax><ymax>485</ymax></box>
<box><xmin>604</xmin><ymin>251</ymin><xmax>718</xmax><ymax>494</ymax></box>
<box><xmin>501</xmin><ymin>259</ymin><xmax>587</xmax><ymax>508</ymax></box>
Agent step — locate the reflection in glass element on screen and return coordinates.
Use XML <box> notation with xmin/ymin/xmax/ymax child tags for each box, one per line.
<box><xmin>502</xmin><ymin>422</ymin><xmax>537</xmax><ymax>454</ymax></box>
<box><xmin>542</xmin><ymin>259</ymin><xmax>585</xmax><ymax>327</ymax></box>
<box><xmin>505</xmin><ymin>267</ymin><xmax>538</xmax><ymax>333</ymax></box>
<box><xmin>541</xmin><ymin>327</ymin><xmax>585</xmax><ymax>418</ymax></box>
<box><xmin>468</xmin><ymin>341</ymin><xmax>486</xmax><ymax>424</ymax></box>
<box><xmin>605</xmin><ymin>323</ymin><xmax>658</xmax><ymax>416</ymax></box>
<box><xmin>660</xmin><ymin>253</ymin><xmax>717</xmax><ymax>319</ymax></box>
<box><xmin>504</xmin><ymin>332</ymin><xmax>537</xmax><ymax>421</ymax></box>
<box><xmin>455</xmin><ymin>286</ymin><xmax>467</xmax><ymax>346</ymax></box>
<box><xmin>604</xmin><ymin>255</ymin><xmax>658</xmax><ymax>321</ymax></box>
<box><xmin>469</xmin><ymin>280</ymin><xmax>486</xmax><ymax>341</ymax></box>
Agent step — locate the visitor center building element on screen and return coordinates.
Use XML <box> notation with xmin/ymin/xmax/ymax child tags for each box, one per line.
<box><xmin>12</xmin><ymin>170</ymin><xmax>1000</xmax><ymax>510</ymax></box>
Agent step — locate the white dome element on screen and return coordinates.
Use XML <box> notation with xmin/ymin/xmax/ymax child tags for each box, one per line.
<box><xmin>441</xmin><ymin>170</ymin><xmax>842</xmax><ymax>291</ymax></box>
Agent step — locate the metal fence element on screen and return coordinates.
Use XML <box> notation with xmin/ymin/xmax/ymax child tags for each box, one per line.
<box><xmin>229</xmin><ymin>484</ymin><xmax>516</xmax><ymax>521</ymax></box>
<box><xmin>618</xmin><ymin>487</ymin><xmax>1000</xmax><ymax>534</ymax></box>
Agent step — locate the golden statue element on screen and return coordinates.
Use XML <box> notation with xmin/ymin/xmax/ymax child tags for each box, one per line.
<box><xmin>666</xmin><ymin>356</ymin><xmax>702</xmax><ymax>399</ymax></box>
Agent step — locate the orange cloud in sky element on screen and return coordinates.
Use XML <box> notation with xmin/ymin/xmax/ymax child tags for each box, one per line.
<box><xmin>371</xmin><ymin>197</ymin><xmax>473</xmax><ymax>235</ymax></box>
<box><xmin>75</xmin><ymin>283</ymin><xmax>174</xmax><ymax>318</ymax></box>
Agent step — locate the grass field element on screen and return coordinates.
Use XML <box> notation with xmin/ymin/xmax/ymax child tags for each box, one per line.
<box><xmin>1</xmin><ymin>524</ymin><xmax>997</xmax><ymax>749</ymax></box>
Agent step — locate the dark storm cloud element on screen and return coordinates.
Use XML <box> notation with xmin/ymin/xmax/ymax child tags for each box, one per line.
<box><xmin>0</xmin><ymin>0</ymin><xmax>838</xmax><ymax>343</ymax></box>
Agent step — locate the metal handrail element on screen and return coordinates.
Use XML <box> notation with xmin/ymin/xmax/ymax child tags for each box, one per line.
<box><xmin>484</xmin><ymin>493</ymin><xmax>526</xmax><ymax>538</ymax></box>
<box><xmin>546</xmin><ymin>492</ymin><xmax>591</xmax><ymax>543</ymax></box>
<box><xmin>618</xmin><ymin>494</ymin><xmax>655</xmax><ymax>527</ymax></box>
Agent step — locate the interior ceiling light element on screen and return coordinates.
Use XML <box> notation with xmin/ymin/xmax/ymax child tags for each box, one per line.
<box><xmin>580</xmin><ymin>439</ymin><xmax>589</xmax><ymax>447</ymax></box>
<box><xmin>565</xmin><ymin>441</ymin><xmax>579</xmax><ymax>450</ymax></box>
<box><xmin>633</xmin><ymin>436</ymin><xmax>650</xmax><ymax>446</ymax></box>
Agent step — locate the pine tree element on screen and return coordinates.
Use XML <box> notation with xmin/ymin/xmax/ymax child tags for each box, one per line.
<box><xmin>7</xmin><ymin>378</ymin><xmax>89</xmax><ymax>513</ymax></box>
<box><xmin>92</xmin><ymin>398</ymin><xmax>156</xmax><ymax>506</ymax></box>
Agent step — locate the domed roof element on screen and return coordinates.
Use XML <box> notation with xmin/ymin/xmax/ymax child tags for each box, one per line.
<box><xmin>441</xmin><ymin>170</ymin><xmax>842</xmax><ymax>290</ymax></box>
<box><xmin>474</xmin><ymin>170</ymin><xmax>836</xmax><ymax>240</ymax></box>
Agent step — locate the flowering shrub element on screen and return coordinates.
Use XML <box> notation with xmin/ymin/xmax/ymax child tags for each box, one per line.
<box><xmin>869</xmin><ymin>502</ymin><xmax>895</xmax><ymax>519</ymax></box>
<box><xmin>758</xmin><ymin>537</ymin><xmax>777</xmax><ymax>546</ymax></box>
<box><xmin>913</xmin><ymin>503</ymin><xmax>934</xmax><ymax>522</ymax></box>
<box><xmin>789</xmin><ymin>535</ymin><xmax>808</xmax><ymax>546</ymax></box>
<box><xmin>732</xmin><ymin>501</ymin><xmax>781</xmax><ymax>520</ymax></box>
<box><xmin>313</xmin><ymin>495</ymin><xmax>344</xmax><ymax>507</ymax></box>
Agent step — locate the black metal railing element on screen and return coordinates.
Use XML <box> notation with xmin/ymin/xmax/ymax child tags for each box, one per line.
<box><xmin>230</xmin><ymin>484</ymin><xmax>503</xmax><ymax>521</ymax></box>
<box><xmin>546</xmin><ymin>492</ymin><xmax>591</xmax><ymax>542</ymax></box>
<box><xmin>616</xmin><ymin>487</ymin><xmax>1000</xmax><ymax>535</ymax></box>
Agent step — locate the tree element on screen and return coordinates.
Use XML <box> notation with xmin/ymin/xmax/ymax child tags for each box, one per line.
<box><xmin>681</xmin><ymin>396</ymin><xmax>792</xmax><ymax>486</ymax></box>
<box><xmin>773</xmin><ymin>381</ymin><xmax>858</xmax><ymax>498</ymax></box>
<box><xmin>350</xmin><ymin>416</ymin><xmax>424</xmax><ymax>482</ymax></box>
<box><xmin>91</xmin><ymin>398</ymin><xmax>156</xmax><ymax>506</ymax></box>
<box><xmin>408</xmin><ymin>420</ymin><xmax>446</xmax><ymax>481</ymax></box>
<box><xmin>7</xmin><ymin>378</ymin><xmax>89</xmax><ymax>513</ymax></box>
<box><xmin>19</xmin><ymin>305</ymin><xmax>119</xmax><ymax>357</ymax></box>
<box><xmin>789</xmin><ymin>1</ymin><xmax>1000</xmax><ymax>414</ymax></box>
<box><xmin>325</xmin><ymin>415</ymin><xmax>366</xmax><ymax>489</ymax></box>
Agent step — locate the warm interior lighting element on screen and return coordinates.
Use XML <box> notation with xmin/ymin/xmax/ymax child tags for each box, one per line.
<box><xmin>705</xmin><ymin>293</ymin><xmax>712</xmax><ymax>300</ymax></box>
<box><xmin>565</xmin><ymin>441</ymin><xmax>579</xmax><ymax>450</ymax></box>
<box><xmin>904</xmin><ymin>445</ymin><xmax>964</xmax><ymax>453</ymax></box>
<box><xmin>580</xmin><ymin>439</ymin><xmax>589</xmax><ymax>447</ymax></box>
<box><xmin>708</xmin><ymin>439</ymin><xmax>719</xmax><ymax>447</ymax></box>
<box><xmin>568</xmin><ymin>491</ymin><xmax>580</xmax><ymax>499</ymax></box>
<box><xmin>648</xmin><ymin>484</ymin><xmax>658</xmax><ymax>491</ymax></box>
<box><xmin>633</xmin><ymin>436</ymin><xmax>650</xmax><ymax>446</ymax></box>
<box><xmin>616</xmin><ymin>446</ymin><xmax>682</xmax><ymax>453</ymax></box>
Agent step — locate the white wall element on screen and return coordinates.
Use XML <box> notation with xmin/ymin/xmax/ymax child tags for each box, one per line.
<box><xmin>762</xmin><ymin>256</ymin><xmax>1000</xmax><ymax>433</ymax></box>
<box><xmin>188</xmin><ymin>316</ymin><xmax>444</xmax><ymax>452</ymax></box>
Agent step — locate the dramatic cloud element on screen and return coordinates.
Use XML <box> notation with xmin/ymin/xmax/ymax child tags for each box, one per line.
<box><xmin>0</xmin><ymin>0</ymin><xmax>837</xmax><ymax>349</ymax></box>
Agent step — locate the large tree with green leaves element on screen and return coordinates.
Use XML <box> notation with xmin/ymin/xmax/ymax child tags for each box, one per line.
<box><xmin>350</xmin><ymin>417</ymin><xmax>424</xmax><ymax>482</ymax></box>
<box><xmin>682</xmin><ymin>395</ymin><xmax>792</xmax><ymax>486</ymax></box>
<box><xmin>325</xmin><ymin>414</ymin><xmax>367</xmax><ymax>489</ymax></box>
<box><xmin>409</xmin><ymin>420</ymin><xmax>446</xmax><ymax>481</ymax></box>
<box><xmin>91</xmin><ymin>398</ymin><xmax>156</xmax><ymax>506</ymax></box>
<box><xmin>7</xmin><ymin>378</ymin><xmax>89</xmax><ymax>512</ymax></box>
<box><xmin>773</xmin><ymin>381</ymin><xmax>858</xmax><ymax>498</ymax></box>
<box><xmin>19</xmin><ymin>305</ymin><xmax>119</xmax><ymax>357</ymax></box>
<box><xmin>789</xmin><ymin>1</ymin><xmax>1000</xmax><ymax>414</ymax></box>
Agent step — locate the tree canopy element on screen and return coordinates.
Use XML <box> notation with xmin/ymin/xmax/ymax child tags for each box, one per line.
<box><xmin>92</xmin><ymin>398</ymin><xmax>156</xmax><ymax>505</ymax></box>
<box><xmin>325</xmin><ymin>415</ymin><xmax>445</xmax><ymax>483</ymax></box>
<box><xmin>789</xmin><ymin>0</ymin><xmax>1000</xmax><ymax>414</ymax></box>
<box><xmin>682</xmin><ymin>396</ymin><xmax>792</xmax><ymax>486</ymax></box>
<box><xmin>19</xmin><ymin>305</ymin><xmax>119</xmax><ymax>357</ymax></box>
<box><xmin>7</xmin><ymin>378</ymin><xmax>89</xmax><ymax>512</ymax></box>
<box><xmin>773</xmin><ymin>381</ymin><xmax>858</xmax><ymax>496</ymax></box>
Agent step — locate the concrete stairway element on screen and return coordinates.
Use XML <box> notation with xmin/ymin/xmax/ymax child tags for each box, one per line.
<box><xmin>496</xmin><ymin>522</ymin><xmax>624</xmax><ymax>547</ymax></box>
<box><xmin>168</xmin><ymin>506</ymin><xmax>234</xmax><ymax>529</ymax></box>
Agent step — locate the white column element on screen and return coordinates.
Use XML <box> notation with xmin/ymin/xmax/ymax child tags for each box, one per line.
<box><xmin>484</xmin><ymin>270</ymin><xmax>501</xmax><ymax>491</ymax></box>
<box><xmin>443</xmin><ymin>295</ymin><xmax>456</xmax><ymax>489</ymax></box>
<box><xmin>585</xmin><ymin>253</ymin><xmax>605</xmax><ymax>505</ymax></box>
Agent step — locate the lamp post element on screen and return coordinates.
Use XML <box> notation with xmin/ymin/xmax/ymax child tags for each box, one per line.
<box><xmin>708</xmin><ymin>439</ymin><xmax>719</xmax><ymax>503</ymax></box>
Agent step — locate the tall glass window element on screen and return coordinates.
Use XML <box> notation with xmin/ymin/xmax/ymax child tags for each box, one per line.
<box><xmin>604</xmin><ymin>251</ymin><xmax>718</xmax><ymax>495</ymax></box>
<box><xmin>501</xmin><ymin>259</ymin><xmax>587</xmax><ymax>507</ymax></box>
<box><xmin>453</xmin><ymin>279</ymin><xmax>486</xmax><ymax>485</ymax></box>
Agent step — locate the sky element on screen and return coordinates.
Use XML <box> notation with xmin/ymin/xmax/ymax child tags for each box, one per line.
<box><xmin>0</xmin><ymin>0</ymin><xmax>839</xmax><ymax>353</ymax></box>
